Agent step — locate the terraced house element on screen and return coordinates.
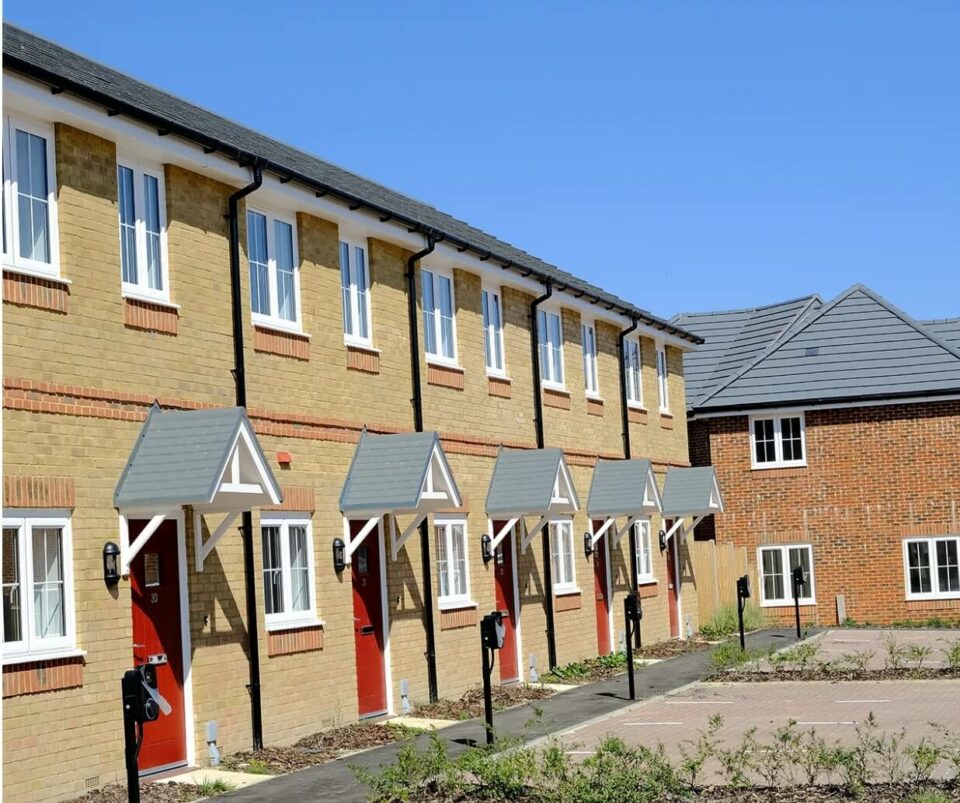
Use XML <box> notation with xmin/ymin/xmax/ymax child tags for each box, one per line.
<box><xmin>676</xmin><ymin>284</ymin><xmax>960</xmax><ymax>628</ymax></box>
<box><xmin>0</xmin><ymin>25</ymin><xmax>721</xmax><ymax>801</ymax></box>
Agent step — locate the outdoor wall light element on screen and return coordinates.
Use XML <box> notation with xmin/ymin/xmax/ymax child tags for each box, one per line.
<box><xmin>332</xmin><ymin>537</ymin><xmax>346</xmax><ymax>574</ymax></box>
<box><xmin>481</xmin><ymin>533</ymin><xmax>493</xmax><ymax>563</ymax></box>
<box><xmin>103</xmin><ymin>541</ymin><xmax>121</xmax><ymax>587</ymax></box>
<box><xmin>658</xmin><ymin>529</ymin><xmax>667</xmax><ymax>552</ymax></box>
<box><xmin>583</xmin><ymin>531</ymin><xmax>594</xmax><ymax>558</ymax></box>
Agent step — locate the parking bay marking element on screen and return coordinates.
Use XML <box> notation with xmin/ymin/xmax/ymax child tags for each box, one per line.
<box><xmin>835</xmin><ymin>699</ymin><xmax>891</xmax><ymax>704</ymax></box>
<box><xmin>797</xmin><ymin>721</ymin><xmax>857</xmax><ymax>726</ymax></box>
<box><xmin>625</xmin><ymin>721</ymin><xmax>685</xmax><ymax>726</ymax></box>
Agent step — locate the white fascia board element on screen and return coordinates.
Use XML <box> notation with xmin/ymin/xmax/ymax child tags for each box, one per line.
<box><xmin>4</xmin><ymin>71</ymin><xmax>696</xmax><ymax>351</ymax></box>
<box><xmin>690</xmin><ymin>394</ymin><xmax>960</xmax><ymax>420</ymax></box>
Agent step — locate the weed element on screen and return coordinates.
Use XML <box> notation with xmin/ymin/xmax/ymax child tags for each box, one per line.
<box><xmin>771</xmin><ymin>640</ymin><xmax>820</xmax><ymax>671</ymax></box>
<box><xmin>243</xmin><ymin>758</ymin><xmax>272</xmax><ymax>775</ymax></box>
<box><xmin>715</xmin><ymin>726</ymin><xmax>758</xmax><ymax>788</ymax></box>
<box><xmin>678</xmin><ymin>713</ymin><xmax>722</xmax><ymax>786</ymax></box>
<box><xmin>883</xmin><ymin>634</ymin><xmax>910</xmax><ymax>670</ymax></box>
<box><xmin>194</xmin><ymin>777</ymin><xmax>237</xmax><ymax>796</ymax></box>
<box><xmin>906</xmin><ymin>644</ymin><xmax>935</xmax><ymax>670</ymax></box>
<box><xmin>944</xmin><ymin>640</ymin><xmax>960</xmax><ymax>670</ymax></box>
<box><xmin>711</xmin><ymin>641</ymin><xmax>770</xmax><ymax>670</ymax></box>
<box><xmin>754</xmin><ymin>719</ymin><xmax>800</xmax><ymax>787</ymax></box>
<box><xmin>905</xmin><ymin>790</ymin><xmax>951</xmax><ymax>803</ymax></box>
<box><xmin>835</xmin><ymin>650</ymin><xmax>873</xmax><ymax>673</ymax></box>
<box><xmin>906</xmin><ymin>737</ymin><xmax>944</xmax><ymax>784</ymax></box>
<box><xmin>699</xmin><ymin>603</ymin><xmax>765</xmax><ymax>640</ymax></box>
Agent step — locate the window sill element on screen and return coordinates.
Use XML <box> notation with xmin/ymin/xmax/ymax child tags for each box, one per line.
<box><xmin>627</xmin><ymin>402</ymin><xmax>646</xmax><ymax>411</ymax></box>
<box><xmin>425</xmin><ymin>355</ymin><xmax>462</xmax><ymax>370</ymax></box>
<box><xmin>759</xmin><ymin>600</ymin><xmax>816</xmax><ymax>609</ymax></box>
<box><xmin>486</xmin><ymin>371</ymin><xmax>511</xmax><ymax>382</ymax></box>
<box><xmin>541</xmin><ymin>381</ymin><xmax>568</xmax><ymax>394</ymax></box>
<box><xmin>252</xmin><ymin>317</ymin><xmax>309</xmax><ymax>338</ymax></box>
<box><xmin>751</xmin><ymin>462</ymin><xmax>807</xmax><ymax>471</ymax></box>
<box><xmin>659</xmin><ymin>409</ymin><xmax>672</xmax><ymax>417</ymax></box>
<box><xmin>1</xmin><ymin>647</ymin><xmax>86</xmax><ymax>667</ymax></box>
<box><xmin>637</xmin><ymin>578</ymin><xmax>658</xmax><ymax>586</ymax></box>
<box><xmin>2</xmin><ymin>263</ymin><xmax>70</xmax><ymax>285</ymax></box>
<box><xmin>585</xmin><ymin>393</ymin><xmax>604</xmax><ymax>402</ymax></box>
<box><xmin>265</xmin><ymin>617</ymin><xmax>325</xmax><ymax>634</ymax></box>
<box><xmin>438</xmin><ymin>598</ymin><xmax>477</xmax><ymax>612</ymax></box>
<box><xmin>906</xmin><ymin>594</ymin><xmax>960</xmax><ymax>603</ymax></box>
<box><xmin>344</xmin><ymin>338</ymin><xmax>380</xmax><ymax>354</ymax></box>
<box><xmin>122</xmin><ymin>289</ymin><xmax>180</xmax><ymax>310</ymax></box>
<box><xmin>554</xmin><ymin>586</ymin><xmax>581</xmax><ymax>597</ymax></box>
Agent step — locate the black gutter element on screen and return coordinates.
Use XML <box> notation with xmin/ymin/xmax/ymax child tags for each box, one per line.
<box><xmin>3</xmin><ymin>54</ymin><xmax>702</xmax><ymax>347</ymax></box>
<box><xmin>530</xmin><ymin>281</ymin><xmax>558</xmax><ymax>670</ymax></box>
<box><xmin>617</xmin><ymin>317</ymin><xmax>641</xmax><ymax>646</ymax></box>
<box><xmin>405</xmin><ymin>232</ymin><xmax>440</xmax><ymax>703</ymax></box>
<box><xmin>226</xmin><ymin>165</ymin><xmax>265</xmax><ymax>751</ymax></box>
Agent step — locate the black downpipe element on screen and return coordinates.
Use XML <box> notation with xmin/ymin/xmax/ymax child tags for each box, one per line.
<box><xmin>227</xmin><ymin>165</ymin><xmax>265</xmax><ymax>750</ymax></box>
<box><xmin>618</xmin><ymin>317</ymin><xmax>641</xmax><ymax>645</ymax></box>
<box><xmin>530</xmin><ymin>281</ymin><xmax>558</xmax><ymax>669</ymax></box>
<box><xmin>406</xmin><ymin>233</ymin><xmax>439</xmax><ymax>703</ymax></box>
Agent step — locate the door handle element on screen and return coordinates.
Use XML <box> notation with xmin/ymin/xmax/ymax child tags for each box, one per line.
<box><xmin>360</xmin><ymin>626</ymin><xmax>375</xmax><ymax>635</ymax></box>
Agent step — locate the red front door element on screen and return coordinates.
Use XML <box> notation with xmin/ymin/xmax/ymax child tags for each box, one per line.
<box><xmin>666</xmin><ymin>530</ymin><xmax>680</xmax><ymax>638</ymax></box>
<box><xmin>130</xmin><ymin>520</ymin><xmax>187</xmax><ymax>773</ymax></box>
<box><xmin>592</xmin><ymin>521</ymin><xmax>611</xmax><ymax>655</ymax></box>
<box><xmin>352</xmin><ymin>521</ymin><xmax>387</xmax><ymax>717</ymax></box>
<box><xmin>493</xmin><ymin>523</ymin><xmax>519</xmax><ymax>683</ymax></box>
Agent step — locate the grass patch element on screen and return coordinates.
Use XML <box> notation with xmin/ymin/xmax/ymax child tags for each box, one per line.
<box><xmin>194</xmin><ymin>777</ymin><xmax>236</xmax><ymax>796</ymax></box>
<box><xmin>700</xmin><ymin>602</ymin><xmax>766</xmax><ymax>640</ymax></box>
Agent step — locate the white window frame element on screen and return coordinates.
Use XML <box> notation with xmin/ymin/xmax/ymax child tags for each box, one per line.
<box><xmin>550</xmin><ymin>519</ymin><xmax>578</xmax><ymax>595</ymax></box>
<box><xmin>581</xmin><ymin>319</ymin><xmax>600</xmax><ymax>398</ymax></box>
<box><xmin>2</xmin><ymin>114</ymin><xmax>61</xmax><ymax>279</ymax></box>
<box><xmin>656</xmin><ymin>342</ymin><xmax>670</xmax><ymax>413</ymax></box>
<box><xmin>624</xmin><ymin>336</ymin><xmax>644</xmax><ymax>408</ymax></box>
<box><xmin>260</xmin><ymin>514</ymin><xmax>318</xmax><ymax>631</ymax></box>
<box><xmin>116</xmin><ymin>155</ymin><xmax>170</xmax><ymax>303</ymax></box>
<box><xmin>749</xmin><ymin>412</ymin><xmax>807</xmax><ymax>469</ymax></box>
<box><xmin>482</xmin><ymin>285</ymin><xmax>507</xmax><ymax>377</ymax></box>
<box><xmin>538</xmin><ymin>308</ymin><xmax>566</xmax><ymax>390</ymax></box>
<box><xmin>903</xmin><ymin>536</ymin><xmax>960</xmax><ymax>601</ymax></box>
<box><xmin>421</xmin><ymin>266</ymin><xmax>459</xmax><ymax>366</ymax></box>
<box><xmin>635</xmin><ymin>519</ymin><xmax>655</xmax><ymax>584</ymax></box>
<box><xmin>756</xmin><ymin>543</ymin><xmax>815</xmax><ymax>607</ymax></box>
<box><xmin>339</xmin><ymin>235</ymin><xmax>373</xmax><ymax>347</ymax></box>
<box><xmin>434</xmin><ymin>516</ymin><xmax>474</xmax><ymax>610</ymax></box>
<box><xmin>1</xmin><ymin>510</ymin><xmax>76</xmax><ymax>661</ymax></box>
<box><xmin>247</xmin><ymin>206</ymin><xmax>302</xmax><ymax>332</ymax></box>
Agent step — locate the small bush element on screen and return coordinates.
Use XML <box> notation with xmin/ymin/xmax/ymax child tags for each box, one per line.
<box><xmin>699</xmin><ymin>603</ymin><xmax>765</xmax><ymax>640</ymax></box>
<box><xmin>944</xmin><ymin>640</ymin><xmax>960</xmax><ymax>670</ymax></box>
<box><xmin>194</xmin><ymin>777</ymin><xmax>236</xmax><ymax>796</ymax></box>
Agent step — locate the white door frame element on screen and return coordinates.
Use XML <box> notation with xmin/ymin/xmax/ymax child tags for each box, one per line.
<box><xmin>670</xmin><ymin>528</ymin><xmax>684</xmax><ymax>640</ymax></box>
<box><xmin>603</xmin><ymin>526</ymin><xmax>614</xmax><ymax>653</ymax></box>
<box><xmin>378</xmin><ymin>519</ymin><xmax>394</xmax><ymax>716</ymax></box>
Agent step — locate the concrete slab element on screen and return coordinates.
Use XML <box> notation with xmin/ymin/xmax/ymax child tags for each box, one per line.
<box><xmin>384</xmin><ymin>715</ymin><xmax>458</xmax><ymax>730</ymax></box>
<box><xmin>535</xmin><ymin>682</ymin><xmax>578</xmax><ymax>693</ymax></box>
<box><xmin>155</xmin><ymin>767</ymin><xmax>272</xmax><ymax>788</ymax></box>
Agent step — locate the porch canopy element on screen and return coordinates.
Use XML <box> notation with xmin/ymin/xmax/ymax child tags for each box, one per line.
<box><xmin>585</xmin><ymin>458</ymin><xmax>663</xmax><ymax>549</ymax></box>
<box><xmin>339</xmin><ymin>430</ymin><xmax>462</xmax><ymax>562</ymax></box>
<box><xmin>114</xmin><ymin>404</ymin><xmax>282</xmax><ymax>574</ymax></box>
<box><xmin>660</xmin><ymin>466</ymin><xmax>723</xmax><ymax>542</ymax></box>
<box><xmin>485</xmin><ymin>448</ymin><xmax>579</xmax><ymax>553</ymax></box>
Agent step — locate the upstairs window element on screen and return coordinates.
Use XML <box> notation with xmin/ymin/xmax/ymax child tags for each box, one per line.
<box><xmin>339</xmin><ymin>238</ymin><xmax>371</xmax><ymax>345</ymax></box>
<box><xmin>905</xmin><ymin>537</ymin><xmax>960</xmax><ymax>600</ymax></box>
<box><xmin>581</xmin><ymin>321</ymin><xmax>599</xmax><ymax>396</ymax></box>
<box><xmin>422</xmin><ymin>268</ymin><xmax>456</xmax><ymax>363</ymax></box>
<box><xmin>2</xmin><ymin>116</ymin><xmax>60</xmax><ymax>277</ymax></box>
<box><xmin>482</xmin><ymin>287</ymin><xmax>505</xmax><ymax>375</ymax></box>
<box><xmin>117</xmin><ymin>160</ymin><xmax>168</xmax><ymax>301</ymax></box>
<box><xmin>758</xmin><ymin>544</ymin><xmax>814</xmax><ymax>606</ymax></box>
<box><xmin>538</xmin><ymin>309</ymin><xmax>565</xmax><ymax>388</ymax></box>
<box><xmin>550</xmin><ymin>520</ymin><xmax>577</xmax><ymax>593</ymax></box>
<box><xmin>656</xmin><ymin>344</ymin><xmax>670</xmax><ymax>412</ymax></box>
<box><xmin>750</xmin><ymin>413</ymin><xmax>806</xmax><ymax>468</ymax></box>
<box><xmin>624</xmin><ymin>338</ymin><xmax>643</xmax><ymax>406</ymax></box>
<box><xmin>635</xmin><ymin>519</ymin><xmax>654</xmax><ymax>583</ymax></box>
<box><xmin>436</xmin><ymin>517</ymin><xmax>471</xmax><ymax>608</ymax></box>
<box><xmin>247</xmin><ymin>209</ymin><xmax>300</xmax><ymax>328</ymax></box>
<box><xmin>261</xmin><ymin>515</ymin><xmax>315</xmax><ymax>629</ymax></box>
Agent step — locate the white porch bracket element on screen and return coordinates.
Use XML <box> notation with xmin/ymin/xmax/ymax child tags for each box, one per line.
<box><xmin>194</xmin><ymin>511</ymin><xmax>240</xmax><ymax>572</ymax></box>
<box><xmin>664</xmin><ymin>517</ymin><xmax>686</xmax><ymax>541</ymax></box>
<box><xmin>610</xmin><ymin>516</ymin><xmax>637</xmax><ymax>548</ymax></box>
<box><xmin>520</xmin><ymin>515</ymin><xmax>550</xmax><ymax>553</ymax></box>
<box><xmin>589</xmin><ymin>517</ymin><xmax>618</xmax><ymax>548</ymax></box>
<box><xmin>489</xmin><ymin>517</ymin><xmax>519</xmax><ymax>552</ymax></box>
<box><xmin>343</xmin><ymin>516</ymin><xmax>382</xmax><ymax>564</ymax></box>
<box><xmin>680</xmin><ymin>514</ymin><xmax>707</xmax><ymax>541</ymax></box>
<box><xmin>391</xmin><ymin>513</ymin><xmax>428</xmax><ymax>561</ymax></box>
<box><xmin>121</xmin><ymin>513</ymin><xmax>168</xmax><ymax>576</ymax></box>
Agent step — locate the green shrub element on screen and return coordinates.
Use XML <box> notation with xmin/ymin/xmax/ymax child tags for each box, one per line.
<box><xmin>699</xmin><ymin>603</ymin><xmax>765</xmax><ymax>640</ymax></box>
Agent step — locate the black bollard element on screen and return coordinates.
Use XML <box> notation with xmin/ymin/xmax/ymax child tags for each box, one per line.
<box><xmin>624</xmin><ymin>593</ymin><xmax>639</xmax><ymax>700</ymax></box>
<box><xmin>792</xmin><ymin>565</ymin><xmax>805</xmax><ymax>639</ymax></box>
<box><xmin>736</xmin><ymin>575</ymin><xmax>750</xmax><ymax>652</ymax></box>
<box><xmin>480</xmin><ymin>612</ymin><xmax>505</xmax><ymax>746</ymax></box>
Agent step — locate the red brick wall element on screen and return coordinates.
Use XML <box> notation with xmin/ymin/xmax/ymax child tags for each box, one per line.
<box><xmin>696</xmin><ymin>400</ymin><xmax>960</xmax><ymax>626</ymax></box>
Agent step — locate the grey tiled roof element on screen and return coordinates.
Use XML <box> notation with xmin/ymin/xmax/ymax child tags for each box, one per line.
<box><xmin>486</xmin><ymin>448</ymin><xmax>577</xmax><ymax>517</ymax></box>
<box><xmin>661</xmin><ymin>467</ymin><xmax>721</xmax><ymax>517</ymax></box>
<box><xmin>586</xmin><ymin>459</ymin><xmax>660</xmax><ymax>517</ymax></box>
<box><xmin>2</xmin><ymin>23</ymin><xmax>699</xmax><ymax>346</ymax></box>
<box><xmin>921</xmin><ymin>318</ymin><xmax>960</xmax><ymax>348</ymax></box>
<box><xmin>339</xmin><ymin>431</ymin><xmax>459</xmax><ymax>514</ymax></box>
<box><xmin>115</xmin><ymin>405</ymin><xmax>279</xmax><ymax>509</ymax></box>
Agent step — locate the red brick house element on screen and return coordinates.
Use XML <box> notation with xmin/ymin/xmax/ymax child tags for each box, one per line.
<box><xmin>675</xmin><ymin>284</ymin><xmax>960</xmax><ymax>626</ymax></box>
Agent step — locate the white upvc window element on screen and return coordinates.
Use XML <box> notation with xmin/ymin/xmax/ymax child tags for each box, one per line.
<box><xmin>550</xmin><ymin>520</ymin><xmax>577</xmax><ymax>594</ymax></box>
<box><xmin>435</xmin><ymin>517</ymin><xmax>473</xmax><ymax>609</ymax></box>
<box><xmin>339</xmin><ymin>237</ymin><xmax>372</xmax><ymax>345</ymax></box>
<box><xmin>581</xmin><ymin>321</ymin><xmax>599</xmax><ymax>397</ymax></box>
<box><xmin>422</xmin><ymin>267</ymin><xmax>457</xmax><ymax>364</ymax></box>
<box><xmin>261</xmin><ymin>515</ymin><xmax>317</xmax><ymax>630</ymax></box>
<box><xmin>757</xmin><ymin>544</ymin><xmax>815</xmax><ymax>607</ymax></box>
<box><xmin>2</xmin><ymin>512</ymin><xmax>75</xmax><ymax>660</ymax></box>
<box><xmin>247</xmin><ymin>208</ymin><xmax>301</xmax><ymax>329</ymax></box>
<box><xmin>904</xmin><ymin>536</ymin><xmax>960</xmax><ymax>601</ymax></box>
<box><xmin>635</xmin><ymin>519</ymin><xmax>655</xmax><ymax>583</ymax></box>
<box><xmin>482</xmin><ymin>286</ymin><xmax>506</xmax><ymax>376</ymax></box>
<box><xmin>2</xmin><ymin>115</ymin><xmax>60</xmax><ymax>278</ymax></box>
<box><xmin>117</xmin><ymin>158</ymin><xmax>169</xmax><ymax>302</ymax></box>
<box><xmin>538</xmin><ymin>309</ymin><xmax>565</xmax><ymax>389</ymax></box>
<box><xmin>624</xmin><ymin>337</ymin><xmax>643</xmax><ymax>407</ymax></box>
<box><xmin>750</xmin><ymin>413</ymin><xmax>806</xmax><ymax>469</ymax></box>
<box><xmin>656</xmin><ymin>343</ymin><xmax>670</xmax><ymax>412</ymax></box>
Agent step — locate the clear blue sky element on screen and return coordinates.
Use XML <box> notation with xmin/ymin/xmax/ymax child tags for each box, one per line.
<box><xmin>6</xmin><ymin>1</ymin><xmax>959</xmax><ymax>320</ymax></box>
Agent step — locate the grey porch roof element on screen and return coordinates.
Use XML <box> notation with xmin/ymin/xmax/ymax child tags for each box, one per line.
<box><xmin>676</xmin><ymin>284</ymin><xmax>960</xmax><ymax>413</ymax></box>
<box><xmin>2</xmin><ymin>23</ymin><xmax>699</xmax><ymax>347</ymax></box>
<box><xmin>339</xmin><ymin>431</ymin><xmax>460</xmax><ymax>515</ymax></box>
<box><xmin>661</xmin><ymin>467</ymin><xmax>722</xmax><ymax>517</ymax></box>
<box><xmin>586</xmin><ymin>459</ymin><xmax>661</xmax><ymax>517</ymax></box>
<box><xmin>114</xmin><ymin>405</ymin><xmax>280</xmax><ymax>509</ymax></box>
<box><xmin>486</xmin><ymin>448</ymin><xmax>579</xmax><ymax>517</ymax></box>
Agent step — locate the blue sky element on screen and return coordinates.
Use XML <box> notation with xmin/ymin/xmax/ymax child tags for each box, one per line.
<box><xmin>6</xmin><ymin>1</ymin><xmax>959</xmax><ymax>321</ymax></box>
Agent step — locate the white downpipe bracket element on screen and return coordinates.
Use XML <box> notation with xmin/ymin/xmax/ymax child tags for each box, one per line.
<box><xmin>610</xmin><ymin>516</ymin><xmax>637</xmax><ymax>548</ymax></box>
<box><xmin>589</xmin><ymin>517</ymin><xmax>617</xmax><ymax>548</ymax></box>
<box><xmin>344</xmin><ymin>516</ymin><xmax>381</xmax><ymax>563</ymax></box>
<box><xmin>489</xmin><ymin>517</ymin><xmax>519</xmax><ymax>552</ymax></box>
<box><xmin>520</xmin><ymin>515</ymin><xmax>549</xmax><ymax>553</ymax></box>
<box><xmin>194</xmin><ymin>511</ymin><xmax>240</xmax><ymax>572</ymax></box>
<box><xmin>121</xmin><ymin>513</ymin><xmax>167</xmax><ymax>576</ymax></box>
<box><xmin>391</xmin><ymin>513</ymin><xmax>427</xmax><ymax>561</ymax></box>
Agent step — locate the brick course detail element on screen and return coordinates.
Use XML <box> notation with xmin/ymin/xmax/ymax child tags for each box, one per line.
<box><xmin>427</xmin><ymin>363</ymin><xmax>465</xmax><ymax>390</ymax></box>
<box><xmin>122</xmin><ymin>297</ymin><xmax>178</xmax><ymax>335</ymax></box>
<box><xmin>264</xmin><ymin>486</ymin><xmax>315</xmax><ymax>513</ymax></box>
<box><xmin>3</xmin><ymin>270</ymin><xmax>69</xmax><ymax>314</ymax></box>
<box><xmin>439</xmin><ymin>607</ymin><xmax>479</xmax><ymax>630</ymax></box>
<box><xmin>253</xmin><ymin>326</ymin><xmax>310</xmax><ymax>360</ymax></box>
<box><xmin>3</xmin><ymin>476</ymin><xmax>75</xmax><ymax>509</ymax></box>
<box><xmin>587</xmin><ymin>398</ymin><xmax>604</xmax><ymax>417</ymax></box>
<box><xmin>345</xmin><ymin>345</ymin><xmax>380</xmax><ymax>374</ymax></box>
<box><xmin>266</xmin><ymin>626</ymin><xmax>324</xmax><ymax>657</ymax></box>
<box><xmin>628</xmin><ymin>407</ymin><xmax>647</xmax><ymax>424</ymax></box>
<box><xmin>542</xmin><ymin>388</ymin><xmax>571</xmax><ymax>410</ymax></box>
<box><xmin>487</xmin><ymin>376</ymin><xmax>512</xmax><ymax>399</ymax></box>
<box><xmin>555</xmin><ymin>593</ymin><xmax>582</xmax><ymax>612</ymax></box>
<box><xmin>3</xmin><ymin>656</ymin><xmax>84</xmax><ymax>698</ymax></box>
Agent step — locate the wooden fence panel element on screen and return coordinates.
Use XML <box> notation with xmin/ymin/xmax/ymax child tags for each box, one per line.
<box><xmin>691</xmin><ymin>540</ymin><xmax>749</xmax><ymax>625</ymax></box>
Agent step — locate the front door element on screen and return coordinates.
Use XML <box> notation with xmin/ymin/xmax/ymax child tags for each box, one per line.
<box><xmin>351</xmin><ymin>521</ymin><xmax>387</xmax><ymax>717</ymax></box>
<box><xmin>592</xmin><ymin>521</ymin><xmax>612</xmax><ymax>655</ymax></box>
<box><xmin>493</xmin><ymin>522</ymin><xmax>519</xmax><ymax>682</ymax></box>
<box><xmin>666</xmin><ymin>529</ymin><xmax>680</xmax><ymax>638</ymax></box>
<box><xmin>130</xmin><ymin>519</ymin><xmax>187</xmax><ymax>773</ymax></box>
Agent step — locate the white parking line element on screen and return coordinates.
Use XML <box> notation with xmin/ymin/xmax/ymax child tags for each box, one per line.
<box><xmin>665</xmin><ymin>700</ymin><xmax>734</xmax><ymax>705</ymax></box>
<box><xmin>835</xmin><ymin>699</ymin><xmax>891</xmax><ymax>704</ymax></box>
<box><xmin>797</xmin><ymin>721</ymin><xmax>857</xmax><ymax>726</ymax></box>
<box><xmin>625</xmin><ymin>721</ymin><xmax>684</xmax><ymax>726</ymax></box>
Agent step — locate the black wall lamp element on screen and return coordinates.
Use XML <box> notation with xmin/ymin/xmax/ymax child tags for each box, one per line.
<box><xmin>481</xmin><ymin>533</ymin><xmax>493</xmax><ymax>563</ymax></box>
<box><xmin>658</xmin><ymin>529</ymin><xmax>667</xmax><ymax>552</ymax></box>
<box><xmin>332</xmin><ymin>537</ymin><xmax>346</xmax><ymax>574</ymax></box>
<box><xmin>103</xmin><ymin>541</ymin><xmax>121</xmax><ymax>587</ymax></box>
<box><xmin>583</xmin><ymin>531</ymin><xmax>594</xmax><ymax>558</ymax></box>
